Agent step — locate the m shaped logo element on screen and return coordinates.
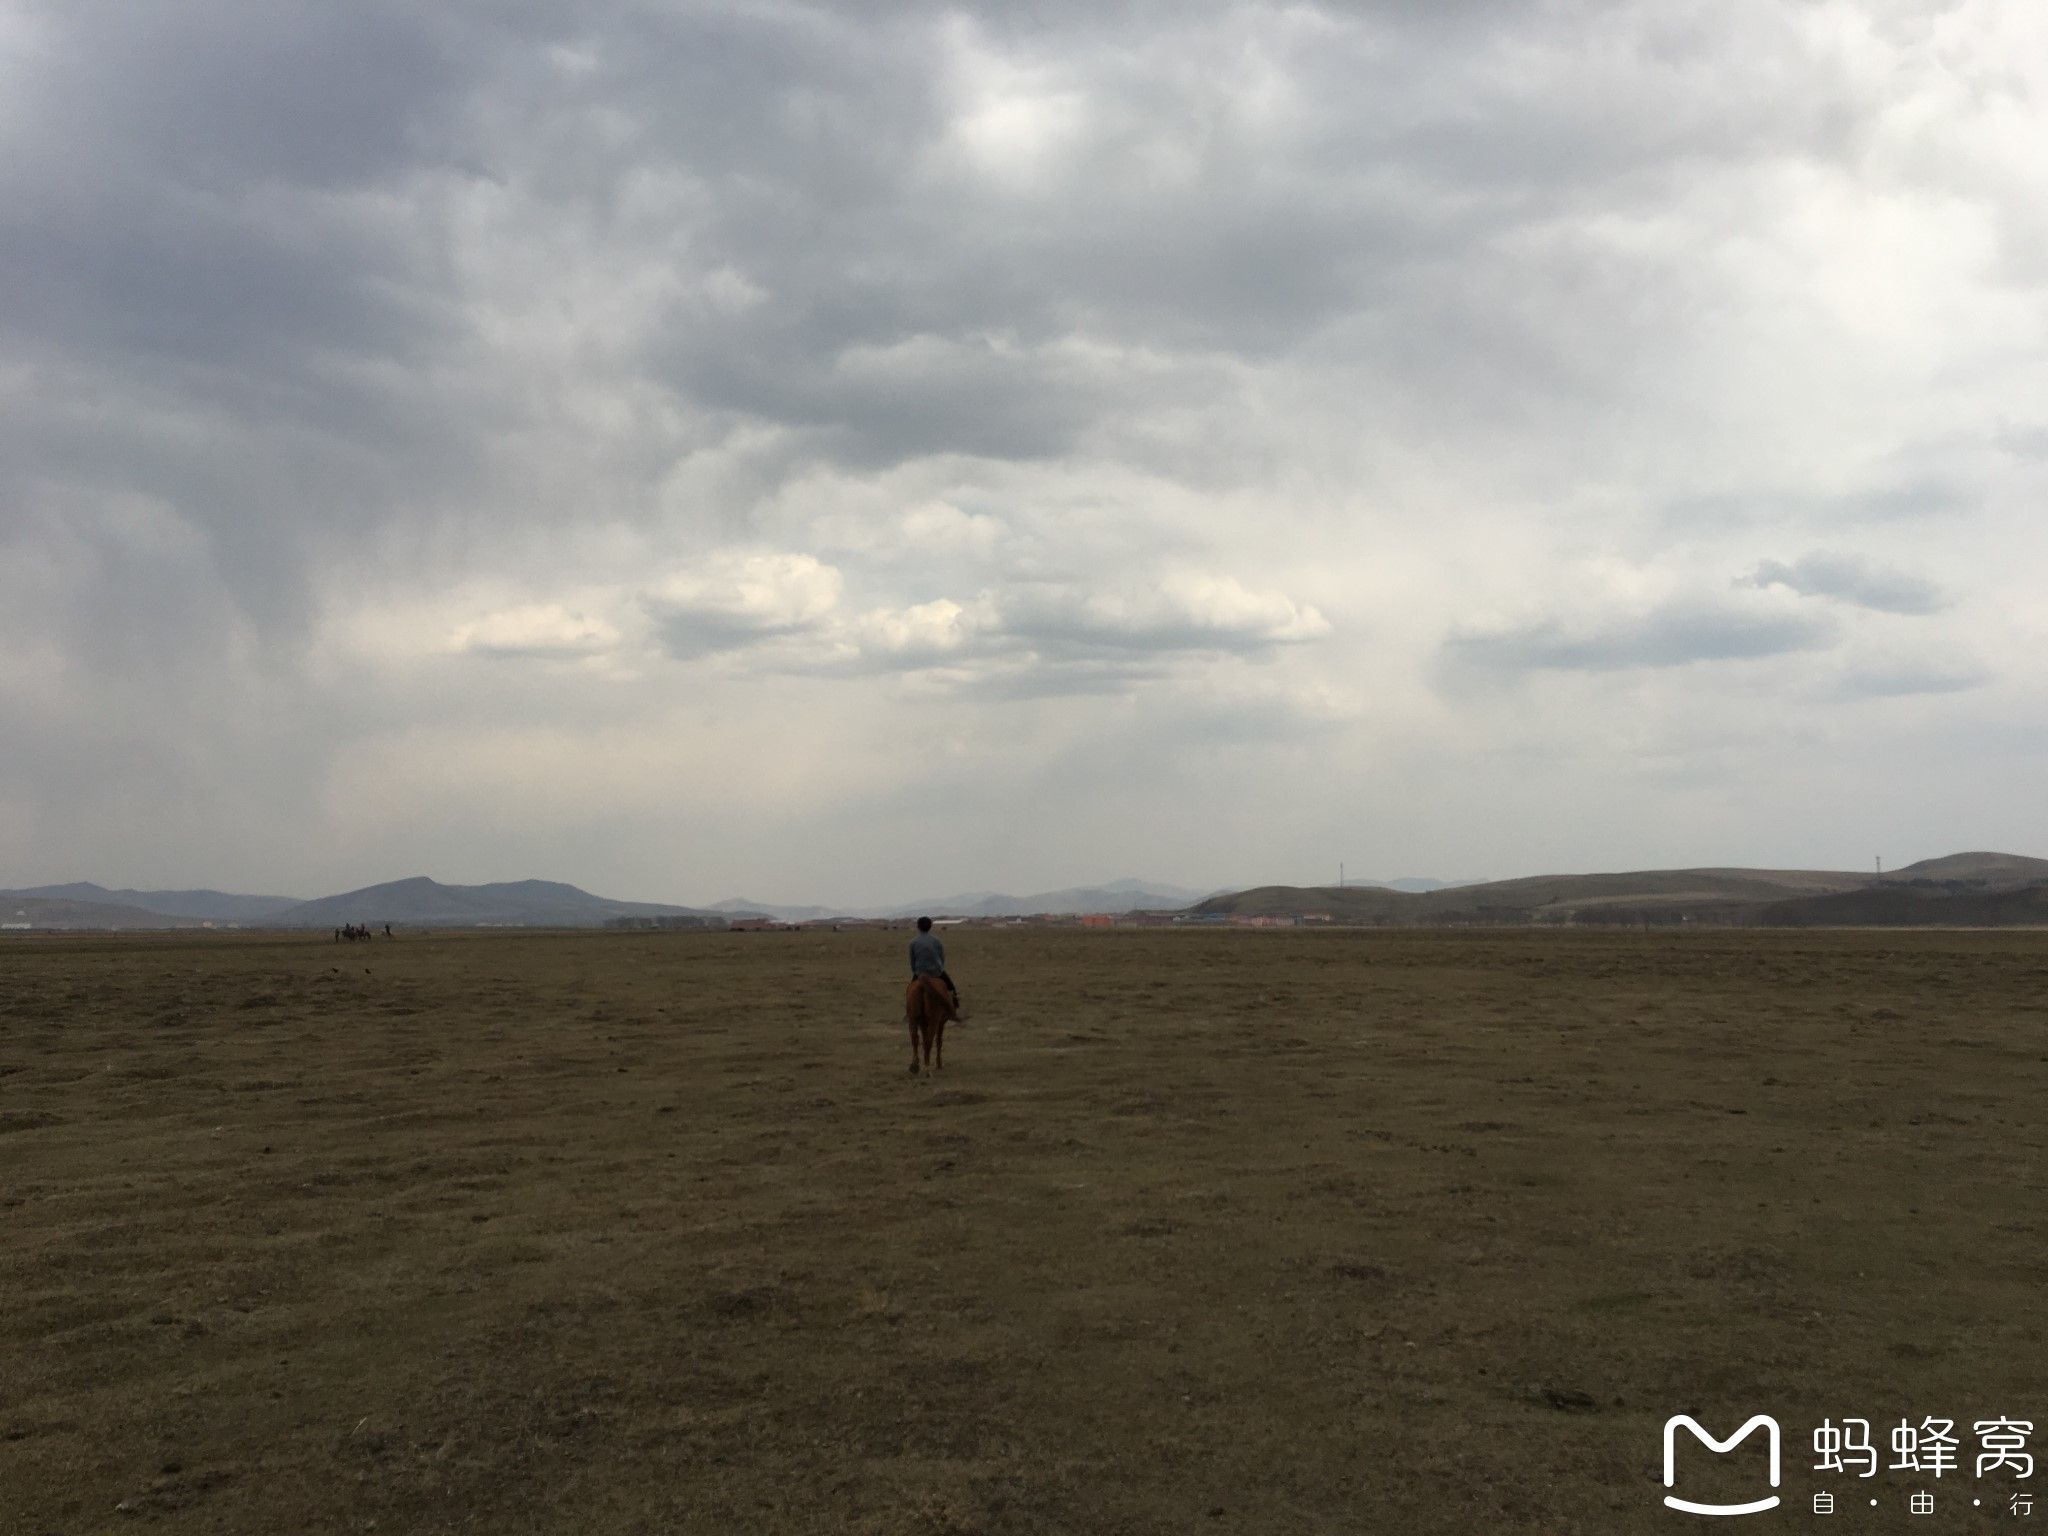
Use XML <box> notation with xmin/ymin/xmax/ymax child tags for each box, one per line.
<box><xmin>1662</xmin><ymin>1415</ymin><xmax>1782</xmax><ymax>1516</ymax></box>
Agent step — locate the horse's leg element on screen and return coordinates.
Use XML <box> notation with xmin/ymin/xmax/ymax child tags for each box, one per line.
<box><xmin>907</xmin><ymin>1009</ymin><xmax>921</xmax><ymax>1074</ymax></box>
<box><xmin>933</xmin><ymin>1015</ymin><xmax>944</xmax><ymax>1071</ymax></box>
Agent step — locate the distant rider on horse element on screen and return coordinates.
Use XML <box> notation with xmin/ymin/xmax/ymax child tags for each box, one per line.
<box><xmin>904</xmin><ymin>916</ymin><xmax>961</xmax><ymax>1073</ymax></box>
<box><xmin>909</xmin><ymin>916</ymin><xmax>959</xmax><ymax>1007</ymax></box>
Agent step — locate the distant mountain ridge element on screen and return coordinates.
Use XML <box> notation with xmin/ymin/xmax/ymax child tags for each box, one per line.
<box><xmin>1193</xmin><ymin>851</ymin><xmax>2048</xmax><ymax>926</ymax></box>
<box><xmin>1342</xmin><ymin>877</ymin><xmax>1480</xmax><ymax>894</ymax></box>
<box><xmin>708</xmin><ymin>879</ymin><xmax>1218</xmax><ymax>921</ymax></box>
<box><xmin>1</xmin><ymin>876</ymin><xmax>728</xmax><ymax>930</ymax></box>
<box><xmin>8</xmin><ymin>853</ymin><xmax>2046</xmax><ymax>931</ymax></box>
<box><xmin>2</xmin><ymin>894</ymin><xmax>205</xmax><ymax>930</ymax></box>
<box><xmin>2</xmin><ymin>882</ymin><xmax>302</xmax><ymax>920</ymax></box>
<box><xmin>277</xmin><ymin>877</ymin><xmax>726</xmax><ymax>928</ymax></box>
<box><xmin>1887</xmin><ymin>851</ymin><xmax>2048</xmax><ymax>883</ymax></box>
<box><xmin>889</xmin><ymin>879</ymin><xmax>1218</xmax><ymax>919</ymax></box>
<box><xmin>2</xmin><ymin>874</ymin><xmax>1228</xmax><ymax>929</ymax></box>
<box><xmin>708</xmin><ymin>898</ymin><xmax>841</xmax><ymax>923</ymax></box>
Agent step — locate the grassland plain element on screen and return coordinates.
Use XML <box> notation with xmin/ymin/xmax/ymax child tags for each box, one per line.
<box><xmin>5</xmin><ymin>927</ymin><xmax>2047</xmax><ymax>1535</ymax></box>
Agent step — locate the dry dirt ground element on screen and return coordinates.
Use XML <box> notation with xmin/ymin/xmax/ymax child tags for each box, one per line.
<box><xmin>5</xmin><ymin>928</ymin><xmax>2047</xmax><ymax>1535</ymax></box>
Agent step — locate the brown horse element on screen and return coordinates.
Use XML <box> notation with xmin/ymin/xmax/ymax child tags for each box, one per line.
<box><xmin>905</xmin><ymin>974</ymin><xmax>958</xmax><ymax>1074</ymax></box>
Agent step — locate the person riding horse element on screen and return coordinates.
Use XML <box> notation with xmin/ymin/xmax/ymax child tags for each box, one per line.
<box><xmin>904</xmin><ymin>916</ymin><xmax>960</xmax><ymax>1073</ymax></box>
<box><xmin>909</xmin><ymin>915</ymin><xmax>958</xmax><ymax>1006</ymax></box>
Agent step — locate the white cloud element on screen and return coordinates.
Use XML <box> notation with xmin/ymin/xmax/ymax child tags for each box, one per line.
<box><xmin>989</xmin><ymin>575</ymin><xmax>1329</xmax><ymax>658</ymax></box>
<box><xmin>826</xmin><ymin>573</ymin><xmax>1329</xmax><ymax>686</ymax></box>
<box><xmin>853</xmin><ymin>597</ymin><xmax>984</xmax><ymax>664</ymax></box>
<box><xmin>895</xmin><ymin>500</ymin><xmax>1005</xmax><ymax>556</ymax></box>
<box><xmin>643</xmin><ymin>552</ymin><xmax>845</xmax><ymax>657</ymax></box>
<box><xmin>448</xmin><ymin>603</ymin><xmax>620</xmax><ymax>659</ymax></box>
<box><xmin>937</xmin><ymin>20</ymin><xmax>1091</xmax><ymax>189</ymax></box>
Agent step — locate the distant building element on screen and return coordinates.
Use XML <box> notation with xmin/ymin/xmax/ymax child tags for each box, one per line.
<box><xmin>1079</xmin><ymin>913</ymin><xmax>1114</xmax><ymax>927</ymax></box>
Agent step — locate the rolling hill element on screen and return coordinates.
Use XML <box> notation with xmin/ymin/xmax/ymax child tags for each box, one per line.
<box><xmin>708</xmin><ymin>898</ymin><xmax>843</xmax><ymax>923</ymax></box>
<box><xmin>1194</xmin><ymin>854</ymin><xmax>2048</xmax><ymax>927</ymax></box>
<box><xmin>1</xmin><ymin>883</ymin><xmax>303</xmax><ymax>921</ymax></box>
<box><xmin>1763</xmin><ymin>882</ymin><xmax>2048</xmax><ymax>927</ymax></box>
<box><xmin>0</xmin><ymin>877</ymin><xmax>733</xmax><ymax>931</ymax></box>
<box><xmin>708</xmin><ymin>879</ymin><xmax>1221</xmax><ymax>921</ymax></box>
<box><xmin>1885</xmin><ymin>851</ymin><xmax>2048</xmax><ymax>886</ymax></box>
<box><xmin>276</xmin><ymin>878</ymin><xmax>728</xmax><ymax>929</ymax></box>
<box><xmin>890</xmin><ymin>879</ymin><xmax>1217</xmax><ymax>919</ymax></box>
<box><xmin>1</xmin><ymin>895</ymin><xmax>204</xmax><ymax>930</ymax></box>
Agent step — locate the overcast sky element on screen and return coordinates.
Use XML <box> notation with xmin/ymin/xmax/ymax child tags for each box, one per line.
<box><xmin>3</xmin><ymin>0</ymin><xmax>2044</xmax><ymax>906</ymax></box>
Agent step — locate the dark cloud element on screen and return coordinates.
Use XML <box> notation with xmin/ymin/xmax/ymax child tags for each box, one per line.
<box><xmin>24</xmin><ymin>2</ymin><xmax>470</xmax><ymax>189</ymax></box>
<box><xmin>1743</xmin><ymin>554</ymin><xmax>1949</xmax><ymax>615</ymax></box>
<box><xmin>1661</xmin><ymin>478</ymin><xmax>1976</xmax><ymax>537</ymax></box>
<box><xmin>659</xmin><ymin>328</ymin><xmax>1119</xmax><ymax>467</ymax></box>
<box><xmin>1830</xmin><ymin>662</ymin><xmax>1991</xmax><ymax>700</ymax></box>
<box><xmin>0</xmin><ymin>3</ymin><xmax>484</xmax><ymax>370</ymax></box>
<box><xmin>1444</xmin><ymin>599</ymin><xmax>1836</xmax><ymax>674</ymax></box>
<box><xmin>1994</xmin><ymin>425</ymin><xmax>2048</xmax><ymax>460</ymax></box>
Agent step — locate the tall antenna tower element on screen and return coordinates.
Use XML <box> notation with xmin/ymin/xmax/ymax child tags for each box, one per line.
<box><xmin>1339</xmin><ymin>862</ymin><xmax>1345</xmax><ymax>888</ymax></box>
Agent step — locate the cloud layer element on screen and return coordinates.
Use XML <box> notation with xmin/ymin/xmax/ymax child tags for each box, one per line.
<box><xmin>3</xmin><ymin>0</ymin><xmax>2045</xmax><ymax>902</ymax></box>
<box><xmin>1743</xmin><ymin>553</ymin><xmax>1948</xmax><ymax>615</ymax></box>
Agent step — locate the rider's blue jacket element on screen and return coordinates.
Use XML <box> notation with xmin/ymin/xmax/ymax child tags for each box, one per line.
<box><xmin>909</xmin><ymin>931</ymin><xmax>946</xmax><ymax>976</ymax></box>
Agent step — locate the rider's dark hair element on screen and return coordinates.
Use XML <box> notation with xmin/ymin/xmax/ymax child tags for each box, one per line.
<box><xmin>917</xmin><ymin>916</ymin><xmax>932</xmax><ymax>932</ymax></box>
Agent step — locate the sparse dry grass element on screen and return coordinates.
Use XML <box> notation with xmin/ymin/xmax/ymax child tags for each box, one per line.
<box><xmin>5</xmin><ymin>927</ymin><xmax>2047</xmax><ymax>1534</ymax></box>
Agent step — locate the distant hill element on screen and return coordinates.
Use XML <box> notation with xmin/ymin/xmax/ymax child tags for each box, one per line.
<box><xmin>1886</xmin><ymin>851</ymin><xmax>2048</xmax><ymax>886</ymax></box>
<box><xmin>1194</xmin><ymin>854</ymin><xmax>2048</xmax><ymax>927</ymax></box>
<box><xmin>277</xmin><ymin>877</ymin><xmax>728</xmax><ymax>929</ymax></box>
<box><xmin>709</xmin><ymin>879</ymin><xmax>1220</xmax><ymax>921</ymax></box>
<box><xmin>1764</xmin><ymin>883</ymin><xmax>2048</xmax><ymax>927</ymax></box>
<box><xmin>1200</xmin><ymin>884</ymin><xmax>1413</xmax><ymax>921</ymax></box>
<box><xmin>1</xmin><ymin>883</ymin><xmax>302</xmax><ymax>921</ymax></box>
<box><xmin>0</xmin><ymin>895</ymin><xmax>203</xmax><ymax>930</ymax></box>
<box><xmin>708</xmin><ymin>898</ymin><xmax>842</xmax><ymax>923</ymax></box>
<box><xmin>1190</xmin><ymin>876</ymin><xmax>1478</xmax><ymax>906</ymax></box>
<box><xmin>1199</xmin><ymin>866</ymin><xmax>1878</xmax><ymax>919</ymax></box>
<box><xmin>887</xmin><ymin>879</ymin><xmax>1218</xmax><ymax>918</ymax></box>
